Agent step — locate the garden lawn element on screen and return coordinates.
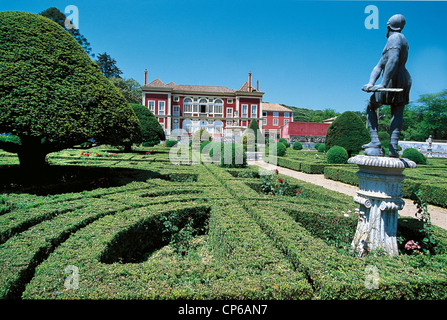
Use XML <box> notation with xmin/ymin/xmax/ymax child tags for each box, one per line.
<box><xmin>0</xmin><ymin>144</ymin><xmax>446</xmax><ymax>299</ymax></box>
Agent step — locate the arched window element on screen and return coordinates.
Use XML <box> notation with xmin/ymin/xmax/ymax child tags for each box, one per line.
<box><xmin>214</xmin><ymin>99</ymin><xmax>223</xmax><ymax>115</ymax></box>
<box><xmin>214</xmin><ymin>120</ymin><xmax>223</xmax><ymax>135</ymax></box>
<box><xmin>199</xmin><ymin>99</ymin><xmax>208</xmax><ymax>114</ymax></box>
<box><xmin>183</xmin><ymin>119</ymin><xmax>192</xmax><ymax>133</ymax></box>
<box><xmin>183</xmin><ymin>98</ymin><xmax>193</xmax><ymax>114</ymax></box>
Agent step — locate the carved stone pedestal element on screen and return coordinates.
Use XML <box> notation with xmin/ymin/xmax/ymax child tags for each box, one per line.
<box><xmin>348</xmin><ymin>155</ymin><xmax>416</xmax><ymax>257</ymax></box>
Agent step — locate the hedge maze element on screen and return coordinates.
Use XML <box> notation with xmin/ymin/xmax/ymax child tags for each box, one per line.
<box><xmin>1</xmin><ymin>145</ymin><xmax>447</xmax><ymax>299</ymax></box>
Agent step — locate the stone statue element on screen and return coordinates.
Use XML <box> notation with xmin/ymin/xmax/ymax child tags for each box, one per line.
<box><xmin>361</xmin><ymin>14</ymin><xmax>412</xmax><ymax>157</ymax></box>
<box><xmin>426</xmin><ymin>135</ymin><xmax>433</xmax><ymax>157</ymax></box>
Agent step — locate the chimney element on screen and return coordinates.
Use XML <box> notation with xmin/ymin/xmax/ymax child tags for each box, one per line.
<box><xmin>257</xmin><ymin>80</ymin><xmax>259</xmax><ymax>91</ymax></box>
<box><xmin>144</xmin><ymin>69</ymin><xmax>148</xmax><ymax>85</ymax></box>
<box><xmin>248</xmin><ymin>71</ymin><xmax>252</xmax><ymax>92</ymax></box>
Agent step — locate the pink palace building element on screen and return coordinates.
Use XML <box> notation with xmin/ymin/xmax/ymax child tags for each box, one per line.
<box><xmin>141</xmin><ymin>70</ymin><xmax>264</xmax><ymax>139</ymax></box>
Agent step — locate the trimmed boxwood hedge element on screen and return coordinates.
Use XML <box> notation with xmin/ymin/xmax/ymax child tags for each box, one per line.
<box><xmin>0</xmin><ymin>145</ymin><xmax>446</xmax><ymax>300</ymax></box>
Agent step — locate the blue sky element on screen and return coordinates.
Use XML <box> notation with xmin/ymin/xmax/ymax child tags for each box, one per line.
<box><xmin>2</xmin><ymin>0</ymin><xmax>447</xmax><ymax>112</ymax></box>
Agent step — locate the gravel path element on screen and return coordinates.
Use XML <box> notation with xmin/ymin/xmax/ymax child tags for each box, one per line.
<box><xmin>249</xmin><ymin>160</ymin><xmax>447</xmax><ymax>230</ymax></box>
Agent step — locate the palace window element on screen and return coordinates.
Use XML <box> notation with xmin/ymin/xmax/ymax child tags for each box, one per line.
<box><xmin>199</xmin><ymin>99</ymin><xmax>208</xmax><ymax>114</ymax></box>
<box><xmin>214</xmin><ymin>99</ymin><xmax>223</xmax><ymax>114</ymax></box>
<box><xmin>148</xmin><ymin>100</ymin><xmax>155</xmax><ymax>113</ymax></box>
<box><xmin>263</xmin><ymin>118</ymin><xmax>267</xmax><ymax>125</ymax></box>
<box><xmin>173</xmin><ymin>105</ymin><xmax>180</xmax><ymax>116</ymax></box>
<box><xmin>273</xmin><ymin>118</ymin><xmax>279</xmax><ymax>126</ymax></box>
<box><xmin>273</xmin><ymin>112</ymin><xmax>279</xmax><ymax>117</ymax></box>
<box><xmin>251</xmin><ymin>105</ymin><xmax>257</xmax><ymax>118</ymax></box>
<box><xmin>284</xmin><ymin>119</ymin><xmax>289</xmax><ymax>125</ymax></box>
<box><xmin>226</xmin><ymin>108</ymin><xmax>233</xmax><ymax>118</ymax></box>
<box><xmin>241</xmin><ymin>104</ymin><xmax>248</xmax><ymax>117</ymax></box>
<box><xmin>183</xmin><ymin>98</ymin><xmax>193</xmax><ymax>113</ymax></box>
<box><xmin>158</xmin><ymin>101</ymin><xmax>165</xmax><ymax>115</ymax></box>
<box><xmin>284</xmin><ymin>112</ymin><xmax>290</xmax><ymax>118</ymax></box>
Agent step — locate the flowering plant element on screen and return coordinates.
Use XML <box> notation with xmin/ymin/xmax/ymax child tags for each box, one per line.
<box><xmin>260</xmin><ymin>169</ymin><xmax>299</xmax><ymax>196</ymax></box>
<box><xmin>404</xmin><ymin>240</ymin><xmax>421</xmax><ymax>254</ymax></box>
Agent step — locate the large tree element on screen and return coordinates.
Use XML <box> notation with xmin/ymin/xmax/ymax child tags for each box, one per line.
<box><xmin>39</xmin><ymin>7</ymin><xmax>94</xmax><ymax>57</ymax></box>
<box><xmin>110</xmin><ymin>77</ymin><xmax>143</xmax><ymax>104</ymax></box>
<box><xmin>96</xmin><ymin>52</ymin><xmax>123</xmax><ymax>79</ymax></box>
<box><xmin>0</xmin><ymin>11</ymin><xmax>141</xmax><ymax>172</ymax></box>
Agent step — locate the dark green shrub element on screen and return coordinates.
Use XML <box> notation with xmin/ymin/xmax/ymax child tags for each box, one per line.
<box><xmin>270</xmin><ymin>142</ymin><xmax>287</xmax><ymax>157</ymax></box>
<box><xmin>402</xmin><ymin>148</ymin><xmax>427</xmax><ymax>165</ymax></box>
<box><xmin>292</xmin><ymin>141</ymin><xmax>303</xmax><ymax>150</ymax></box>
<box><xmin>279</xmin><ymin>138</ymin><xmax>290</xmax><ymax>148</ymax></box>
<box><xmin>166</xmin><ymin>139</ymin><xmax>178</xmax><ymax>148</ymax></box>
<box><xmin>220</xmin><ymin>143</ymin><xmax>246</xmax><ymax>168</ymax></box>
<box><xmin>0</xmin><ymin>11</ymin><xmax>141</xmax><ymax>171</ymax></box>
<box><xmin>248</xmin><ymin>119</ymin><xmax>262</xmax><ymax>144</ymax></box>
<box><xmin>130</xmin><ymin>104</ymin><xmax>165</xmax><ymax>146</ymax></box>
<box><xmin>378</xmin><ymin>131</ymin><xmax>390</xmax><ymax>149</ymax></box>
<box><xmin>314</xmin><ymin>142</ymin><xmax>321</xmax><ymax>150</ymax></box>
<box><xmin>192</xmin><ymin>129</ymin><xmax>211</xmax><ymax>142</ymax></box>
<box><xmin>317</xmin><ymin>144</ymin><xmax>326</xmax><ymax>153</ymax></box>
<box><xmin>327</xmin><ymin>146</ymin><xmax>349</xmax><ymax>164</ymax></box>
<box><xmin>325</xmin><ymin>111</ymin><xmax>370</xmax><ymax>157</ymax></box>
<box><xmin>200</xmin><ymin>140</ymin><xmax>212</xmax><ymax>153</ymax></box>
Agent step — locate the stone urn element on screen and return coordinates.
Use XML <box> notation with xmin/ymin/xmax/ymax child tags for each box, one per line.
<box><xmin>348</xmin><ymin>155</ymin><xmax>416</xmax><ymax>256</ymax></box>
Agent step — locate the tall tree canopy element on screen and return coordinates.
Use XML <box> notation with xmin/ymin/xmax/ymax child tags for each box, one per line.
<box><xmin>110</xmin><ymin>77</ymin><xmax>142</xmax><ymax>104</ymax></box>
<box><xmin>0</xmin><ymin>11</ymin><xmax>141</xmax><ymax>171</ymax></box>
<box><xmin>96</xmin><ymin>52</ymin><xmax>123</xmax><ymax>79</ymax></box>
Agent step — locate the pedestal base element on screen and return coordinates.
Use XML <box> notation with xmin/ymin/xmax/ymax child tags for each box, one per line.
<box><xmin>348</xmin><ymin>155</ymin><xmax>416</xmax><ymax>256</ymax></box>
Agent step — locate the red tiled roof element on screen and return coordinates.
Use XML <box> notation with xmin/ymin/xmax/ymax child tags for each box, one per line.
<box><xmin>143</xmin><ymin>78</ymin><xmax>263</xmax><ymax>95</ymax></box>
<box><xmin>262</xmin><ymin>103</ymin><xmax>293</xmax><ymax>112</ymax></box>
<box><xmin>143</xmin><ymin>78</ymin><xmax>235</xmax><ymax>94</ymax></box>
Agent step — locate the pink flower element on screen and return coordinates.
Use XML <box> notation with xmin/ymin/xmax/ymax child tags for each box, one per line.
<box><xmin>274</xmin><ymin>169</ymin><xmax>279</xmax><ymax>175</ymax></box>
<box><xmin>296</xmin><ymin>190</ymin><xmax>302</xmax><ymax>194</ymax></box>
<box><xmin>146</xmin><ymin>151</ymin><xmax>149</xmax><ymax>155</ymax></box>
<box><xmin>278</xmin><ymin>178</ymin><xmax>284</xmax><ymax>184</ymax></box>
<box><xmin>405</xmin><ymin>240</ymin><xmax>421</xmax><ymax>251</ymax></box>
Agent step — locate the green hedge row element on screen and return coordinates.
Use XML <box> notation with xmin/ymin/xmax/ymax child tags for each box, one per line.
<box><xmin>243</xmin><ymin>199</ymin><xmax>447</xmax><ymax>299</ymax></box>
<box><xmin>210</xmin><ymin>164</ymin><xmax>447</xmax><ymax>299</ymax></box>
<box><xmin>276</xmin><ymin>156</ymin><xmax>326</xmax><ymax>174</ymax></box>
<box><xmin>324</xmin><ymin>165</ymin><xmax>447</xmax><ymax>208</ymax></box>
<box><xmin>22</xmin><ymin>200</ymin><xmax>312</xmax><ymax>299</ymax></box>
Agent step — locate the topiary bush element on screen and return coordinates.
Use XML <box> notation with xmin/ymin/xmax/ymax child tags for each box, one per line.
<box><xmin>402</xmin><ymin>148</ymin><xmax>427</xmax><ymax>165</ymax></box>
<box><xmin>0</xmin><ymin>11</ymin><xmax>141</xmax><ymax>172</ymax></box>
<box><xmin>192</xmin><ymin>129</ymin><xmax>211</xmax><ymax>143</ymax></box>
<box><xmin>326</xmin><ymin>146</ymin><xmax>349</xmax><ymax>164</ymax></box>
<box><xmin>314</xmin><ymin>142</ymin><xmax>321</xmax><ymax>150</ymax></box>
<box><xmin>166</xmin><ymin>139</ymin><xmax>178</xmax><ymax>148</ymax></box>
<box><xmin>279</xmin><ymin>138</ymin><xmax>290</xmax><ymax>148</ymax></box>
<box><xmin>317</xmin><ymin>144</ymin><xmax>326</xmax><ymax>153</ymax></box>
<box><xmin>292</xmin><ymin>141</ymin><xmax>303</xmax><ymax>150</ymax></box>
<box><xmin>130</xmin><ymin>104</ymin><xmax>165</xmax><ymax>147</ymax></box>
<box><xmin>220</xmin><ymin>143</ymin><xmax>247</xmax><ymax>168</ymax></box>
<box><xmin>325</xmin><ymin>111</ymin><xmax>370</xmax><ymax>157</ymax></box>
<box><xmin>269</xmin><ymin>142</ymin><xmax>287</xmax><ymax>157</ymax></box>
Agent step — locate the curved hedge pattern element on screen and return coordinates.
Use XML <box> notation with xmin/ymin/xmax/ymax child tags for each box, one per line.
<box><xmin>0</xmin><ymin>145</ymin><xmax>446</xmax><ymax>299</ymax></box>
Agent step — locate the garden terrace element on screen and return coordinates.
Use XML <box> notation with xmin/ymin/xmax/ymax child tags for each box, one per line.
<box><xmin>0</xmin><ymin>144</ymin><xmax>446</xmax><ymax>299</ymax></box>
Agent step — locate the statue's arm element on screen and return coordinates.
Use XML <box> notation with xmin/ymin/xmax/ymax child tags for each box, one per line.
<box><xmin>379</xmin><ymin>49</ymin><xmax>400</xmax><ymax>88</ymax></box>
<box><xmin>362</xmin><ymin>58</ymin><xmax>384</xmax><ymax>91</ymax></box>
<box><xmin>362</xmin><ymin>34</ymin><xmax>402</xmax><ymax>92</ymax></box>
